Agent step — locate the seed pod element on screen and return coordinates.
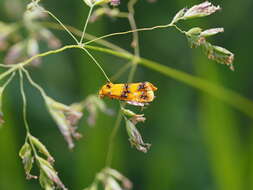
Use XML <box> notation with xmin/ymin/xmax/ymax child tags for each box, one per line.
<box><xmin>37</xmin><ymin>156</ymin><xmax>67</xmax><ymax>190</ymax></box>
<box><xmin>29</xmin><ymin>135</ymin><xmax>54</xmax><ymax>163</ymax></box>
<box><xmin>171</xmin><ymin>8</ymin><xmax>187</xmax><ymax>24</ymax></box>
<box><xmin>45</xmin><ymin>96</ymin><xmax>83</xmax><ymax>149</ymax></box>
<box><xmin>19</xmin><ymin>142</ymin><xmax>36</xmax><ymax>179</ymax></box>
<box><xmin>125</xmin><ymin>118</ymin><xmax>151</xmax><ymax>153</ymax></box>
<box><xmin>204</xmin><ymin>43</ymin><xmax>235</xmax><ymax>71</ymax></box>
<box><xmin>182</xmin><ymin>1</ymin><xmax>221</xmax><ymax>20</ymax></box>
<box><xmin>200</xmin><ymin>28</ymin><xmax>224</xmax><ymax>37</ymax></box>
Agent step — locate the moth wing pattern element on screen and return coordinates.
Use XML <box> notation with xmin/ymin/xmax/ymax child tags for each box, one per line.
<box><xmin>99</xmin><ymin>82</ymin><xmax>157</xmax><ymax>106</ymax></box>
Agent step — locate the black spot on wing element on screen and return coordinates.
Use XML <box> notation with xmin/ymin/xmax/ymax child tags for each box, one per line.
<box><xmin>140</xmin><ymin>91</ymin><xmax>148</xmax><ymax>100</ymax></box>
<box><xmin>121</xmin><ymin>87</ymin><xmax>131</xmax><ymax>98</ymax></box>
<box><xmin>138</xmin><ymin>82</ymin><xmax>146</xmax><ymax>91</ymax></box>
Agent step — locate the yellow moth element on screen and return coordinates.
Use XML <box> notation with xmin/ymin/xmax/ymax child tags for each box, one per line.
<box><xmin>99</xmin><ymin>82</ymin><xmax>158</xmax><ymax>106</ymax></box>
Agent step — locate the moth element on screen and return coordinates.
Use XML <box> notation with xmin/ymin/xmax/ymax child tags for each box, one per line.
<box><xmin>99</xmin><ymin>82</ymin><xmax>158</xmax><ymax>106</ymax></box>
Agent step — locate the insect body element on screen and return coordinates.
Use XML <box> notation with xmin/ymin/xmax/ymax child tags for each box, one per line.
<box><xmin>99</xmin><ymin>82</ymin><xmax>158</xmax><ymax>106</ymax></box>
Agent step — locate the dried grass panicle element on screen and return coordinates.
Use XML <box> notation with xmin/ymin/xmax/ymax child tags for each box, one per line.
<box><xmin>84</xmin><ymin>168</ymin><xmax>132</xmax><ymax>190</ymax></box>
<box><xmin>186</xmin><ymin>27</ymin><xmax>234</xmax><ymax>70</ymax></box>
<box><xmin>45</xmin><ymin>97</ymin><xmax>83</xmax><ymax>149</ymax></box>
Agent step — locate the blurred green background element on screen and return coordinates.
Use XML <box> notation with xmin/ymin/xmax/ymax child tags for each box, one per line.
<box><xmin>0</xmin><ymin>0</ymin><xmax>253</xmax><ymax>189</ymax></box>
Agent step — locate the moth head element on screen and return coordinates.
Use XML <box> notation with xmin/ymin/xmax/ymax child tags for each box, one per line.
<box><xmin>99</xmin><ymin>82</ymin><xmax>113</xmax><ymax>98</ymax></box>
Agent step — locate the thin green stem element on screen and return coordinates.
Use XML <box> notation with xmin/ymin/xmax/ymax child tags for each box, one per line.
<box><xmin>80</xmin><ymin>6</ymin><xmax>94</xmax><ymax>44</ymax></box>
<box><xmin>116</xmin><ymin>12</ymin><xmax>129</xmax><ymax>18</ymax></box>
<box><xmin>81</xmin><ymin>47</ymin><xmax>111</xmax><ymax>82</ymax></box>
<box><xmin>2</xmin><ymin>71</ymin><xmax>16</xmax><ymax>89</ymax></box>
<box><xmin>18</xmin><ymin>69</ymin><xmax>30</xmax><ymax>134</ymax></box>
<box><xmin>127</xmin><ymin>0</ymin><xmax>140</xmax><ymax>82</ymax></box>
<box><xmin>19</xmin><ymin>69</ymin><xmax>38</xmax><ymax>156</ymax></box>
<box><xmin>128</xmin><ymin>0</ymin><xmax>138</xmax><ymax>14</ymax></box>
<box><xmin>86</xmin><ymin>45</ymin><xmax>133</xmax><ymax>59</ymax></box>
<box><xmin>128</xmin><ymin>18</ymin><xmax>139</xmax><ymax>57</ymax></box>
<box><xmin>0</xmin><ymin>45</ymin><xmax>111</xmax><ymax>82</ymax></box>
<box><xmin>42</xmin><ymin>21</ymin><xmax>185</xmax><ymax>52</ymax></box>
<box><xmin>0</xmin><ymin>45</ymin><xmax>79</xmax><ymax>82</ymax></box>
<box><xmin>0</xmin><ymin>72</ymin><xmax>16</xmax><ymax>111</ymax></box>
<box><xmin>0</xmin><ymin>64</ymin><xmax>14</xmax><ymax>68</ymax></box>
<box><xmin>172</xmin><ymin>24</ymin><xmax>186</xmax><ymax>34</ymax></box>
<box><xmin>21</xmin><ymin>45</ymin><xmax>79</xmax><ymax>65</ymax></box>
<box><xmin>85</xmin><ymin>23</ymin><xmax>173</xmax><ymax>45</ymax></box>
<box><xmin>127</xmin><ymin>0</ymin><xmax>140</xmax><ymax>56</ymax></box>
<box><xmin>0</xmin><ymin>66</ymin><xmax>19</xmax><ymax>84</ymax></box>
<box><xmin>17</xmin><ymin>43</ymin><xmax>111</xmax><ymax>82</ymax></box>
<box><xmin>21</xmin><ymin>68</ymin><xmax>48</xmax><ymax>99</ymax></box>
<box><xmin>42</xmin><ymin>21</ymin><xmax>129</xmax><ymax>53</ymax></box>
<box><xmin>41</xmin><ymin>8</ymin><xmax>79</xmax><ymax>44</ymax></box>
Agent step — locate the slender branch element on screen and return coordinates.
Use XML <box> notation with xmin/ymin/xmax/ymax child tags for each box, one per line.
<box><xmin>21</xmin><ymin>68</ymin><xmax>48</xmax><ymax>99</ymax></box>
<box><xmin>0</xmin><ymin>64</ymin><xmax>14</xmax><ymax>68</ymax></box>
<box><xmin>21</xmin><ymin>44</ymin><xmax>111</xmax><ymax>82</ymax></box>
<box><xmin>22</xmin><ymin>45</ymin><xmax>80</xmax><ymax>65</ymax></box>
<box><xmin>85</xmin><ymin>23</ymin><xmax>173</xmax><ymax>45</ymax></box>
<box><xmin>0</xmin><ymin>66</ymin><xmax>19</xmax><ymax>81</ymax></box>
<box><xmin>2</xmin><ymin>71</ymin><xmax>16</xmax><ymax>89</ymax></box>
<box><xmin>172</xmin><ymin>24</ymin><xmax>186</xmax><ymax>34</ymax></box>
<box><xmin>19</xmin><ymin>69</ymin><xmax>38</xmax><ymax>156</ymax></box>
<box><xmin>18</xmin><ymin>69</ymin><xmax>30</xmax><ymax>134</ymax></box>
<box><xmin>85</xmin><ymin>45</ymin><xmax>133</xmax><ymax>59</ymax></box>
<box><xmin>127</xmin><ymin>0</ymin><xmax>140</xmax><ymax>82</ymax></box>
<box><xmin>0</xmin><ymin>44</ymin><xmax>114</xmax><ymax>82</ymax></box>
<box><xmin>41</xmin><ymin>8</ymin><xmax>79</xmax><ymax>44</ymax></box>
<box><xmin>0</xmin><ymin>72</ymin><xmax>16</xmax><ymax>114</ymax></box>
<box><xmin>41</xmin><ymin>21</ymin><xmax>129</xmax><ymax>54</ymax></box>
<box><xmin>80</xmin><ymin>6</ymin><xmax>94</xmax><ymax>44</ymax></box>
<box><xmin>128</xmin><ymin>0</ymin><xmax>140</xmax><ymax>57</ymax></box>
<box><xmin>0</xmin><ymin>45</ymin><xmax>81</xmax><ymax>82</ymax></box>
<box><xmin>81</xmin><ymin>47</ymin><xmax>111</xmax><ymax>82</ymax></box>
<box><xmin>128</xmin><ymin>0</ymin><xmax>138</xmax><ymax>14</ymax></box>
<box><xmin>42</xmin><ymin>21</ymin><xmax>185</xmax><ymax>52</ymax></box>
<box><xmin>114</xmin><ymin>12</ymin><xmax>129</xmax><ymax>18</ymax></box>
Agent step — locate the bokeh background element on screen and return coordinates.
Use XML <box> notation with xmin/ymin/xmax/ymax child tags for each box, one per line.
<box><xmin>0</xmin><ymin>0</ymin><xmax>253</xmax><ymax>190</ymax></box>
